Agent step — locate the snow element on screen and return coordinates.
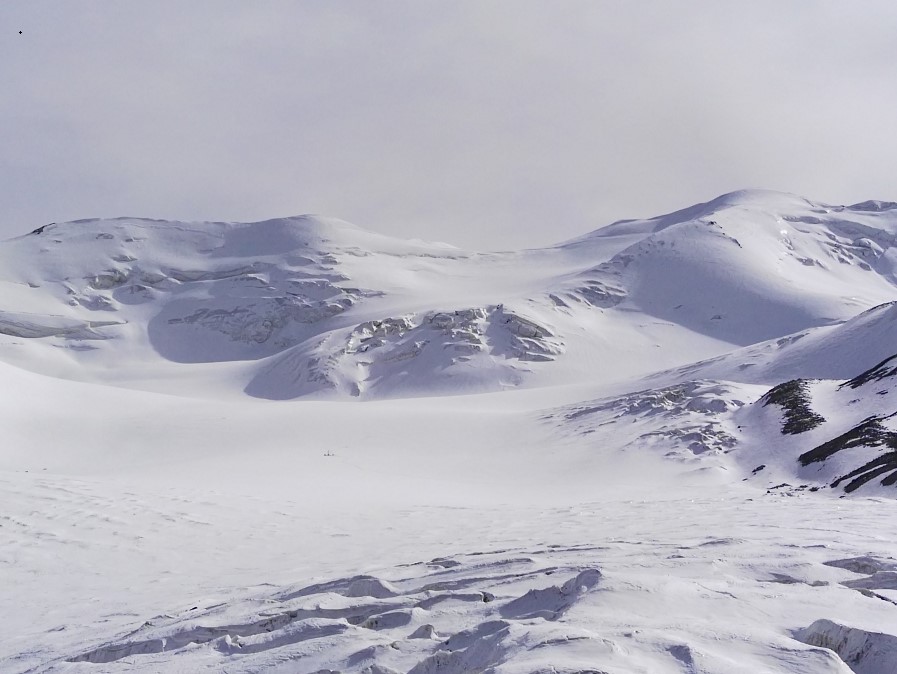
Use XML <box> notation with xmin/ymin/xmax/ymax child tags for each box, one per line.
<box><xmin>797</xmin><ymin>619</ymin><xmax>897</xmax><ymax>674</ymax></box>
<box><xmin>3</xmin><ymin>189</ymin><xmax>897</xmax><ymax>673</ymax></box>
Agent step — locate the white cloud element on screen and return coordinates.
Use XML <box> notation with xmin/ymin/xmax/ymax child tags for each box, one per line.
<box><xmin>1</xmin><ymin>1</ymin><xmax>896</xmax><ymax>247</ymax></box>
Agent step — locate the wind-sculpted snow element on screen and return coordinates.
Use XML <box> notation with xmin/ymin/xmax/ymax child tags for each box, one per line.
<box><xmin>13</xmin><ymin>500</ymin><xmax>892</xmax><ymax>674</ymax></box>
<box><xmin>548</xmin><ymin>269</ymin><xmax>628</xmax><ymax>310</ymax></box>
<box><xmin>796</xmin><ymin>620</ymin><xmax>897</xmax><ymax>674</ymax></box>
<box><xmin>53</xmin><ymin>551</ymin><xmax>605</xmax><ymax>671</ymax></box>
<box><xmin>7</xmin><ymin>469</ymin><xmax>897</xmax><ymax>673</ymax></box>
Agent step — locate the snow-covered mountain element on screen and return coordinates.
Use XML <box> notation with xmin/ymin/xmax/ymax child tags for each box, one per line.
<box><xmin>3</xmin><ymin>189</ymin><xmax>897</xmax><ymax>400</ymax></box>
<box><xmin>5</xmin><ymin>190</ymin><xmax>897</xmax><ymax>674</ymax></box>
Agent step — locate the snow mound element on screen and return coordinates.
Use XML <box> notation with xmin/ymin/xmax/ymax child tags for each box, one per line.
<box><xmin>796</xmin><ymin>619</ymin><xmax>897</xmax><ymax>674</ymax></box>
<box><xmin>246</xmin><ymin>305</ymin><xmax>564</xmax><ymax>399</ymax></box>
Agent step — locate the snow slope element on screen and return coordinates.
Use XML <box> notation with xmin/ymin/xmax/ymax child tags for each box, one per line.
<box><xmin>2</xmin><ymin>189</ymin><xmax>896</xmax><ymax>399</ymax></box>
<box><xmin>4</xmin><ymin>190</ymin><xmax>897</xmax><ymax>673</ymax></box>
<box><xmin>654</xmin><ymin>301</ymin><xmax>897</xmax><ymax>385</ymax></box>
<box><xmin>736</xmin><ymin>353</ymin><xmax>897</xmax><ymax>495</ymax></box>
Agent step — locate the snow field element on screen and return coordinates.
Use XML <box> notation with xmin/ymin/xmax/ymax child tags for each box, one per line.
<box><xmin>3</xmin><ymin>191</ymin><xmax>897</xmax><ymax>672</ymax></box>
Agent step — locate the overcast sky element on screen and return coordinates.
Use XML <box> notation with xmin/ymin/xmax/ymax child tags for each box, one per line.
<box><xmin>2</xmin><ymin>2</ymin><xmax>896</xmax><ymax>249</ymax></box>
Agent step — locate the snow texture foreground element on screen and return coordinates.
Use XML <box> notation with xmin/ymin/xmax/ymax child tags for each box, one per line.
<box><xmin>3</xmin><ymin>190</ymin><xmax>897</xmax><ymax>673</ymax></box>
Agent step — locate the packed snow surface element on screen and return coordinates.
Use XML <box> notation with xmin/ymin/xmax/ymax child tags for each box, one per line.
<box><xmin>3</xmin><ymin>190</ymin><xmax>897</xmax><ymax>673</ymax></box>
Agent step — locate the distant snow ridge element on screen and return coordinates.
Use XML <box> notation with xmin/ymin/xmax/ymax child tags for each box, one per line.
<box><xmin>655</xmin><ymin>301</ymin><xmax>897</xmax><ymax>385</ymax></box>
<box><xmin>2</xmin><ymin>216</ymin><xmax>383</xmax><ymax>361</ymax></box>
<box><xmin>3</xmin><ymin>190</ymin><xmax>897</xmax><ymax>491</ymax></box>
<box><xmin>1</xmin><ymin>189</ymin><xmax>897</xmax><ymax>403</ymax></box>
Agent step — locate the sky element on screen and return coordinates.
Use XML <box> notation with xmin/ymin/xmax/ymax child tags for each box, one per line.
<box><xmin>2</xmin><ymin>1</ymin><xmax>896</xmax><ymax>250</ymax></box>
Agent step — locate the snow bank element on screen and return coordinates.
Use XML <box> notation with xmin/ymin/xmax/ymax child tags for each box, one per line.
<box><xmin>796</xmin><ymin>619</ymin><xmax>897</xmax><ymax>674</ymax></box>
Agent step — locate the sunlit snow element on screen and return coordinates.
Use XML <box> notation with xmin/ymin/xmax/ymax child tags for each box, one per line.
<box><xmin>3</xmin><ymin>190</ymin><xmax>897</xmax><ymax>673</ymax></box>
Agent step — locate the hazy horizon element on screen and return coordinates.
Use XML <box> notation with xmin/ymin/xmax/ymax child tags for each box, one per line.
<box><xmin>3</xmin><ymin>1</ymin><xmax>896</xmax><ymax>248</ymax></box>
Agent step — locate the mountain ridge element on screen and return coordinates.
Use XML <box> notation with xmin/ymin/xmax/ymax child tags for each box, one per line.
<box><xmin>1</xmin><ymin>189</ymin><xmax>896</xmax><ymax>398</ymax></box>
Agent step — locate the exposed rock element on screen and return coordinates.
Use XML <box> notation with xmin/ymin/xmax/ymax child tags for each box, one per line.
<box><xmin>761</xmin><ymin>379</ymin><xmax>825</xmax><ymax>434</ymax></box>
<box><xmin>797</xmin><ymin>415</ymin><xmax>897</xmax><ymax>492</ymax></box>
<box><xmin>841</xmin><ymin>353</ymin><xmax>897</xmax><ymax>390</ymax></box>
